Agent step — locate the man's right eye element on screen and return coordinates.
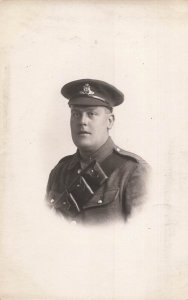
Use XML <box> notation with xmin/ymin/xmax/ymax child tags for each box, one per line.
<box><xmin>72</xmin><ymin>112</ymin><xmax>80</xmax><ymax>118</ymax></box>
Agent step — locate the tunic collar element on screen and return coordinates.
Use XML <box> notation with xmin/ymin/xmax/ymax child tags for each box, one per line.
<box><xmin>67</xmin><ymin>136</ymin><xmax>115</xmax><ymax>170</ymax></box>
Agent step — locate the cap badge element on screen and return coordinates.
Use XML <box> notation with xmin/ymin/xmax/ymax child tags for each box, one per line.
<box><xmin>80</xmin><ymin>83</ymin><xmax>94</xmax><ymax>95</ymax></box>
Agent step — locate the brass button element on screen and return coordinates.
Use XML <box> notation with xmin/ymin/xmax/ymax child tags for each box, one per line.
<box><xmin>50</xmin><ymin>198</ymin><xmax>55</xmax><ymax>203</ymax></box>
<box><xmin>97</xmin><ymin>199</ymin><xmax>103</xmax><ymax>204</ymax></box>
<box><xmin>63</xmin><ymin>201</ymin><xmax>66</xmax><ymax>205</ymax></box>
<box><xmin>116</xmin><ymin>147</ymin><xmax>120</xmax><ymax>152</ymax></box>
<box><xmin>77</xmin><ymin>169</ymin><xmax>81</xmax><ymax>174</ymax></box>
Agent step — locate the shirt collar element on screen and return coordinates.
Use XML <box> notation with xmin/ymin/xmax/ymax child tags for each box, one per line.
<box><xmin>67</xmin><ymin>136</ymin><xmax>115</xmax><ymax>170</ymax></box>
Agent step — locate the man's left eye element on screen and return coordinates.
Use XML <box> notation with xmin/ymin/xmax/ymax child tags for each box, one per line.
<box><xmin>88</xmin><ymin>112</ymin><xmax>96</xmax><ymax>117</ymax></box>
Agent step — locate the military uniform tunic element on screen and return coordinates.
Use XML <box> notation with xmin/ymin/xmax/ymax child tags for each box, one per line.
<box><xmin>46</xmin><ymin>137</ymin><xmax>149</xmax><ymax>224</ymax></box>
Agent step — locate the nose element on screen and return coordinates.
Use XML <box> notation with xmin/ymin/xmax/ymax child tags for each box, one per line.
<box><xmin>79</xmin><ymin>112</ymin><xmax>88</xmax><ymax>125</ymax></box>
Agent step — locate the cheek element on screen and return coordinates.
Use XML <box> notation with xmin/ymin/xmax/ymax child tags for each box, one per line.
<box><xmin>70</xmin><ymin>117</ymin><xmax>76</xmax><ymax>125</ymax></box>
<box><xmin>70</xmin><ymin>119</ymin><xmax>76</xmax><ymax>132</ymax></box>
<box><xmin>100</xmin><ymin>117</ymin><xmax>109</xmax><ymax>129</ymax></box>
<box><xmin>92</xmin><ymin>119</ymin><xmax>108</xmax><ymax>135</ymax></box>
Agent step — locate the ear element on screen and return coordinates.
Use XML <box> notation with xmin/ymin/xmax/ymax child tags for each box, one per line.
<box><xmin>107</xmin><ymin>113</ymin><xmax>115</xmax><ymax>130</ymax></box>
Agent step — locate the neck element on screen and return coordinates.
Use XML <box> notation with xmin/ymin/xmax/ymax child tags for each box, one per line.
<box><xmin>79</xmin><ymin>137</ymin><xmax>109</xmax><ymax>160</ymax></box>
<box><xmin>79</xmin><ymin>147</ymin><xmax>100</xmax><ymax>160</ymax></box>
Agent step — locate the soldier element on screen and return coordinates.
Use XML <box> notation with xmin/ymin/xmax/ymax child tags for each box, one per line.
<box><xmin>46</xmin><ymin>79</ymin><xmax>150</xmax><ymax>224</ymax></box>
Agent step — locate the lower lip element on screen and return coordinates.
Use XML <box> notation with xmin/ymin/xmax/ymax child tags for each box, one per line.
<box><xmin>78</xmin><ymin>133</ymin><xmax>90</xmax><ymax>136</ymax></box>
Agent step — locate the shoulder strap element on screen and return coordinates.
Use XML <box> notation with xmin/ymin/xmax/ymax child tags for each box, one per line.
<box><xmin>100</xmin><ymin>151</ymin><xmax>132</xmax><ymax>177</ymax></box>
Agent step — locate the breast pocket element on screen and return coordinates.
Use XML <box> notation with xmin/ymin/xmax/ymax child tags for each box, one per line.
<box><xmin>47</xmin><ymin>190</ymin><xmax>71</xmax><ymax>212</ymax></box>
<box><xmin>82</xmin><ymin>188</ymin><xmax>119</xmax><ymax>210</ymax></box>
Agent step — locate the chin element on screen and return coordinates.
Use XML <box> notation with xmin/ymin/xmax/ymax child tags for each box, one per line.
<box><xmin>77</xmin><ymin>142</ymin><xmax>93</xmax><ymax>151</ymax></box>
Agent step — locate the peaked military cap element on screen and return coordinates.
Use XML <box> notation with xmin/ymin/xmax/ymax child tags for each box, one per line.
<box><xmin>61</xmin><ymin>79</ymin><xmax>124</xmax><ymax>108</ymax></box>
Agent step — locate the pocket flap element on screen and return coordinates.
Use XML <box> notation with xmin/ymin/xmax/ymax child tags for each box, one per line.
<box><xmin>83</xmin><ymin>188</ymin><xmax>119</xmax><ymax>209</ymax></box>
<box><xmin>47</xmin><ymin>190</ymin><xmax>71</xmax><ymax>210</ymax></box>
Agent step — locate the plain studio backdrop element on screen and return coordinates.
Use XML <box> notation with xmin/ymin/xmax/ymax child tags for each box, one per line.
<box><xmin>0</xmin><ymin>1</ymin><xmax>188</xmax><ymax>300</ymax></box>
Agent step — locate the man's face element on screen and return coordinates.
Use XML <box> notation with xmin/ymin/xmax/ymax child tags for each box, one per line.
<box><xmin>70</xmin><ymin>106</ymin><xmax>114</xmax><ymax>153</ymax></box>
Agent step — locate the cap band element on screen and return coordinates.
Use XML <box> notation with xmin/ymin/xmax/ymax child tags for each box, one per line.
<box><xmin>70</xmin><ymin>94</ymin><xmax>106</xmax><ymax>103</ymax></box>
<box><xmin>68</xmin><ymin>95</ymin><xmax>111</xmax><ymax>107</ymax></box>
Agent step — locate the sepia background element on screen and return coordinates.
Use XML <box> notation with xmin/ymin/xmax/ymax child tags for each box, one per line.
<box><xmin>0</xmin><ymin>0</ymin><xmax>188</xmax><ymax>299</ymax></box>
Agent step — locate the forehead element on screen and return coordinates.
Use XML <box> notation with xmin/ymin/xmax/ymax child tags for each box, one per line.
<box><xmin>70</xmin><ymin>105</ymin><xmax>106</xmax><ymax>112</ymax></box>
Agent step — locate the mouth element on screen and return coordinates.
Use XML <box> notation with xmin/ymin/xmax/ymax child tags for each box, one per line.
<box><xmin>78</xmin><ymin>131</ymin><xmax>91</xmax><ymax>136</ymax></box>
